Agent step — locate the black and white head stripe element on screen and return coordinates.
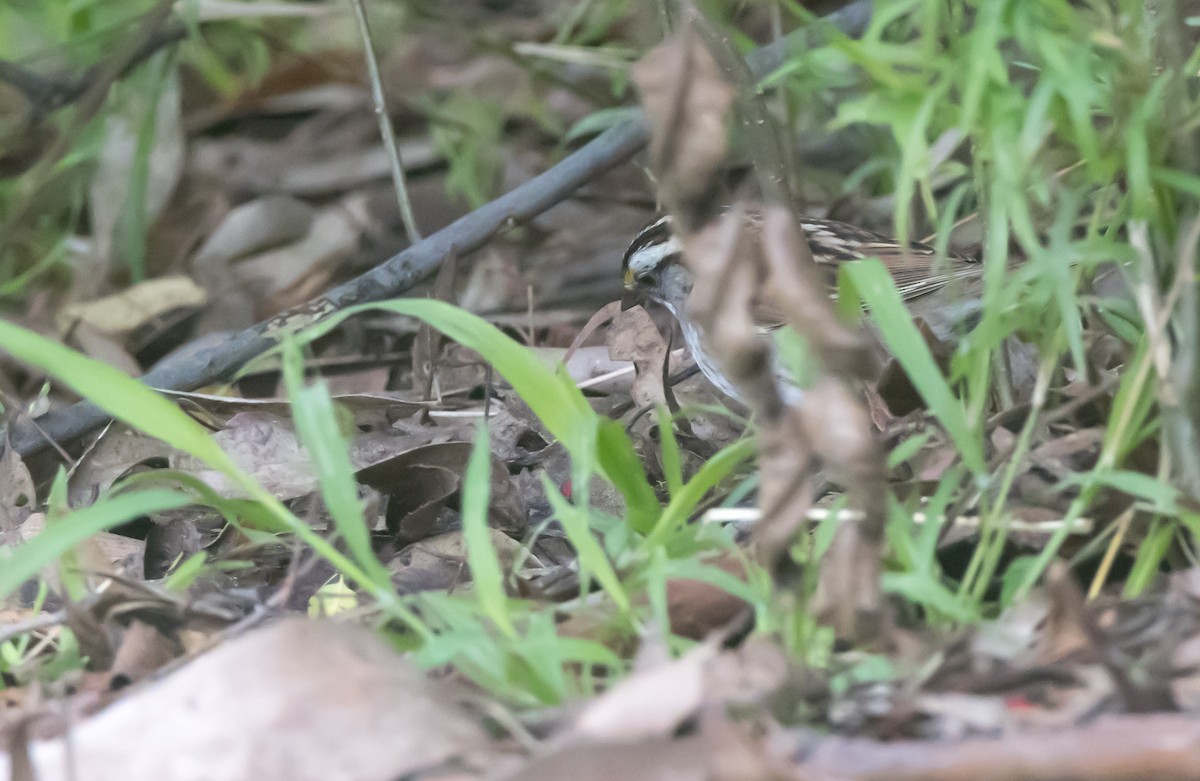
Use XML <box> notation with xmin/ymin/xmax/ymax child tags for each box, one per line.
<box><xmin>621</xmin><ymin>212</ymin><xmax>977</xmax><ymax>295</ymax></box>
<box><xmin>622</xmin><ymin>215</ymin><xmax>683</xmax><ymax>284</ymax></box>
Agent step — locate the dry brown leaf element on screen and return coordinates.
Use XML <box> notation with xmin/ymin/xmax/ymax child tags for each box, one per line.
<box><xmin>681</xmin><ymin>208</ymin><xmax>784</xmax><ymax>415</ymax></box>
<box><xmin>235</xmin><ymin>207</ymin><xmax>361</xmax><ymax>317</ymax></box>
<box><xmin>631</xmin><ymin>26</ymin><xmax>735</xmax><ymax>209</ymax></box>
<box><xmin>459</xmin><ymin>250</ymin><xmax>526</xmax><ymax>314</ymax></box>
<box><xmin>567</xmin><ymin>642</ymin><xmax>718</xmax><ymax>743</ymax></box>
<box><xmin>607</xmin><ymin>306</ymin><xmax>669</xmax><ymax>408</ymax></box>
<box><xmin>760</xmin><ymin>207</ymin><xmax>877</xmax><ymax>380</ymax></box>
<box><xmin>192</xmin><ymin>195</ymin><xmax>315</xmax><ymax>274</ymax></box>
<box><xmin>58</xmin><ymin>276</ymin><xmax>207</xmax><ymax>337</ymax></box>
<box><xmin>666</xmin><ymin>551</ymin><xmax>751</xmax><ymax>640</ymax></box>
<box><xmin>160</xmin><ymin>389</ymin><xmax>432</xmax><ymax>431</ymax></box>
<box><xmin>68</xmin><ymin>322</ymin><xmax>142</xmax><ymax>375</ymax></box>
<box><xmin>5</xmin><ymin>619</ymin><xmax>493</xmax><ymax>781</ymax></box>
<box><xmin>802</xmin><ymin>379</ymin><xmax>886</xmax><ymax>637</ymax></box>
<box><xmin>175</xmin><ymin>412</ymin><xmax>317</xmax><ymax>500</ymax></box>
<box><xmin>358</xmin><ymin>441</ymin><xmax>528</xmax><ymax>543</ymax></box>
<box><xmin>145</xmin><ymin>173</ymin><xmax>231</xmax><ymax>277</ymax></box>
<box><xmin>107</xmin><ymin>619</ymin><xmax>182</xmax><ymax>688</ymax></box>
<box><xmin>277</xmin><ymin>141</ymin><xmax>439</xmax><ymax>197</ymax></box>
<box><xmin>389</xmin><ymin>529</ymin><xmax>533</xmax><ymax>595</ymax></box>
<box><xmin>0</xmin><ymin>436</ymin><xmax>35</xmax><ymax>540</ymax></box>
<box><xmin>19</xmin><ymin>513</ymin><xmax>145</xmax><ymax>584</ymax></box>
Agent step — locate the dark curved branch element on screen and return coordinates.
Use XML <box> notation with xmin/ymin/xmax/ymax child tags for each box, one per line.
<box><xmin>6</xmin><ymin>0</ymin><xmax>871</xmax><ymax>458</ymax></box>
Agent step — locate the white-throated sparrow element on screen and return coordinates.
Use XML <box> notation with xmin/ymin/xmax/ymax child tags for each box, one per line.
<box><xmin>621</xmin><ymin>213</ymin><xmax>984</xmax><ymax>402</ymax></box>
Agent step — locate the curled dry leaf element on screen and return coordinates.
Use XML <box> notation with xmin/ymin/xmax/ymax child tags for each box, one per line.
<box><xmin>69</xmin><ymin>322</ymin><xmax>142</xmax><ymax>374</ymax></box>
<box><xmin>191</xmin><ymin>195</ymin><xmax>316</xmax><ymax>273</ymax></box>
<box><xmin>753</xmin><ymin>408</ymin><xmax>817</xmax><ymax>570</ymax></box>
<box><xmin>107</xmin><ymin>618</ymin><xmax>182</xmax><ymax>689</ymax></box>
<box><xmin>146</xmin><ymin>172</ymin><xmax>231</xmax><ymax>277</ymax></box>
<box><xmin>238</xmin><ymin>206</ymin><xmax>362</xmax><ymax>316</ymax></box>
<box><xmin>357</xmin><ymin>441</ymin><xmax>528</xmax><ymax>544</ymax></box>
<box><xmin>631</xmin><ymin>25</ymin><xmax>735</xmax><ymax>211</ymax></box>
<box><xmin>0</xmin><ymin>437</ymin><xmax>35</xmax><ymax>535</ymax></box>
<box><xmin>629</xmin><ymin>7</ymin><xmax>883</xmax><ymax>640</ymax></box>
<box><xmin>681</xmin><ymin>208</ymin><xmax>785</xmax><ymax>418</ymax></box>
<box><xmin>191</xmin><ymin>195</ymin><xmax>316</xmax><ymax>332</ymax></box>
<box><xmin>759</xmin><ymin>207</ymin><xmax>877</xmax><ymax>381</ymax></box>
<box><xmin>175</xmin><ymin>412</ymin><xmax>318</xmax><ymax>501</ymax></box>
<box><xmin>802</xmin><ymin>379</ymin><xmax>886</xmax><ymax>637</ymax></box>
<box><xmin>607</xmin><ymin>306</ymin><xmax>669</xmax><ymax>409</ymax></box>
<box><xmin>633</xmin><ymin>30</ymin><xmax>887</xmax><ymax>641</ymax></box>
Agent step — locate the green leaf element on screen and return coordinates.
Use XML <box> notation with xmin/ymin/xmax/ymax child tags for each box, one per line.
<box><xmin>841</xmin><ymin>260</ymin><xmax>985</xmax><ymax>474</ymax></box>
<box><xmin>1124</xmin><ymin>518</ymin><xmax>1174</xmax><ymax>598</ymax></box>
<box><xmin>0</xmin><ymin>489</ymin><xmax>191</xmax><ymax>600</ymax></box>
<box><xmin>0</xmin><ymin>321</ymin><xmax>427</xmax><ymax>629</ymax></box>
<box><xmin>882</xmin><ymin>570</ymin><xmax>975</xmax><ymax>622</ymax></box>
<box><xmin>282</xmin><ymin>340</ymin><xmax>392</xmax><ymax>590</ymax></box>
<box><xmin>0</xmin><ymin>319</ymin><xmax>239</xmax><ymax>475</ymax></box>
<box><xmin>327</xmin><ymin>300</ymin><xmax>595</xmax><ymax>454</ymax></box>
<box><xmin>596</xmin><ymin>418</ymin><xmax>660</xmax><ymax>534</ymax></box>
<box><xmin>162</xmin><ymin>552</ymin><xmax>208</xmax><ymax>591</ymax></box>
<box><xmin>642</xmin><ymin>438</ymin><xmax>756</xmax><ymax>550</ymax></box>
<box><xmin>656</xmin><ymin>407</ymin><xmax>684</xmax><ymax>498</ymax></box>
<box><xmin>565</xmin><ymin>106</ymin><xmax>642</xmax><ymax>142</ymax></box>
<box><xmin>461</xmin><ymin>424</ymin><xmax>516</xmax><ymax>638</ymax></box>
<box><xmin>543</xmin><ymin>475</ymin><xmax>630</xmax><ymax>614</ymax></box>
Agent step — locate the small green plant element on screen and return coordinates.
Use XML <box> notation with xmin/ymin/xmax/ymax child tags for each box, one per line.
<box><xmin>0</xmin><ymin>299</ymin><xmax>756</xmax><ymax>700</ymax></box>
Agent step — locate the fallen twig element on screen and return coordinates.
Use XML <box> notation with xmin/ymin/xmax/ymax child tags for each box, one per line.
<box><xmin>795</xmin><ymin>713</ymin><xmax>1200</xmax><ymax>781</ymax></box>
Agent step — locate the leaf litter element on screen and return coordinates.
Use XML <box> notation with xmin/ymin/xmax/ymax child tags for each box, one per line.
<box><xmin>0</xmin><ymin>3</ymin><xmax>1197</xmax><ymax>781</ymax></box>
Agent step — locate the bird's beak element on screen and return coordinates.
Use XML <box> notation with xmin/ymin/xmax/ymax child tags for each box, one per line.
<box><xmin>620</xmin><ymin>268</ymin><xmax>639</xmax><ymax>311</ymax></box>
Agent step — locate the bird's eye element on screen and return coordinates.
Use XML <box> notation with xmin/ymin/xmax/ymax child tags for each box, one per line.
<box><xmin>636</xmin><ymin>273</ymin><xmax>654</xmax><ymax>286</ymax></box>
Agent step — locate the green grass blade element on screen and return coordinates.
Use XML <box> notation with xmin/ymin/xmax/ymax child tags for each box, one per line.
<box><xmin>0</xmin><ymin>488</ymin><xmax>191</xmax><ymax>600</ymax></box>
<box><xmin>0</xmin><ymin>321</ymin><xmax>428</xmax><ymax>632</ymax></box>
<box><xmin>596</xmin><ymin>418</ymin><xmax>660</xmax><ymax>534</ymax></box>
<box><xmin>347</xmin><ymin>300</ymin><xmax>595</xmax><ymax>451</ymax></box>
<box><xmin>543</xmin><ymin>475</ymin><xmax>630</xmax><ymax>614</ymax></box>
<box><xmin>461</xmin><ymin>423</ymin><xmax>516</xmax><ymax>638</ymax></box>
<box><xmin>655</xmin><ymin>406</ymin><xmax>685</xmax><ymax>497</ymax></box>
<box><xmin>281</xmin><ymin>339</ymin><xmax>393</xmax><ymax>590</ymax></box>
<box><xmin>841</xmin><ymin>260</ymin><xmax>986</xmax><ymax>474</ymax></box>
<box><xmin>290</xmin><ymin>300</ymin><xmax>663</xmax><ymax>534</ymax></box>
<box><xmin>0</xmin><ymin>320</ymin><xmax>239</xmax><ymax>474</ymax></box>
<box><xmin>642</xmin><ymin>438</ymin><xmax>756</xmax><ymax>550</ymax></box>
